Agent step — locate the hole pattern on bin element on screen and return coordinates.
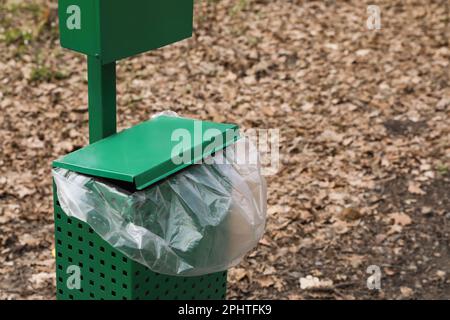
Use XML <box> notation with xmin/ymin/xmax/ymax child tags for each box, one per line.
<box><xmin>54</xmin><ymin>201</ymin><xmax>227</xmax><ymax>300</ymax></box>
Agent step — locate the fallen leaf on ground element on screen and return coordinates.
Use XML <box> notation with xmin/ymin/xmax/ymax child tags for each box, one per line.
<box><xmin>340</xmin><ymin>207</ymin><xmax>362</xmax><ymax>221</ymax></box>
<box><xmin>388</xmin><ymin>212</ymin><xmax>412</xmax><ymax>226</ymax></box>
<box><xmin>408</xmin><ymin>181</ymin><xmax>426</xmax><ymax>195</ymax></box>
<box><xmin>345</xmin><ymin>255</ymin><xmax>365</xmax><ymax>268</ymax></box>
<box><xmin>230</xmin><ymin>268</ymin><xmax>247</xmax><ymax>281</ymax></box>
<box><xmin>256</xmin><ymin>276</ymin><xmax>275</xmax><ymax>288</ymax></box>
<box><xmin>400</xmin><ymin>286</ymin><xmax>414</xmax><ymax>298</ymax></box>
<box><xmin>29</xmin><ymin>272</ymin><xmax>55</xmax><ymax>287</ymax></box>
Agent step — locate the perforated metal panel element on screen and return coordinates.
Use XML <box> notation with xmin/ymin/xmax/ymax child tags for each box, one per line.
<box><xmin>54</xmin><ymin>189</ymin><xmax>228</xmax><ymax>300</ymax></box>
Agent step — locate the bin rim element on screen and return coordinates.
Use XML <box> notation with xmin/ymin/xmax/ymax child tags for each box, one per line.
<box><xmin>53</xmin><ymin>115</ymin><xmax>239</xmax><ymax>190</ymax></box>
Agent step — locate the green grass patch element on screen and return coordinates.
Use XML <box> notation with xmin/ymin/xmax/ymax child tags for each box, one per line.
<box><xmin>30</xmin><ymin>65</ymin><xmax>69</xmax><ymax>83</ymax></box>
<box><xmin>2</xmin><ymin>28</ymin><xmax>33</xmax><ymax>45</ymax></box>
<box><xmin>436</xmin><ymin>164</ymin><xmax>449</xmax><ymax>176</ymax></box>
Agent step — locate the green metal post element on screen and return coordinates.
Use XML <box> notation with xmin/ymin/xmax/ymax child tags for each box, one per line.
<box><xmin>87</xmin><ymin>56</ymin><xmax>116</xmax><ymax>144</ymax></box>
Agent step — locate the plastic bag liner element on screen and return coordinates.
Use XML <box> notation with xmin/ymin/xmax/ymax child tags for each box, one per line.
<box><xmin>53</xmin><ymin>138</ymin><xmax>266</xmax><ymax>276</ymax></box>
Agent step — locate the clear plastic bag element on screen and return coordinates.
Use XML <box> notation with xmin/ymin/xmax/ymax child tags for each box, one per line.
<box><xmin>53</xmin><ymin>138</ymin><xmax>267</xmax><ymax>276</ymax></box>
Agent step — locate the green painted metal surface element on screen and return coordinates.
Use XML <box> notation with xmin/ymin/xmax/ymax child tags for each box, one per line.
<box><xmin>54</xmin><ymin>200</ymin><xmax>227</xmax><ymax>300</ymax></box>
<box><xmin>87</xmin><ymin>57</ymin><xmax>116</xmax><ymax>143</ymax></box>
<box><xmin>53</xmin><ymin>116</ymin><xmax>239</xmax><ymax>190</ymax></box>
<box><xmin>58</xmin><ymin>0</ymin><xmax>194</xmax><ymax>63</ymax></box>
<box><xmin>58</xmin><ymin>0</ymin><xmax>100</xmax><ymax>57</ymax></box>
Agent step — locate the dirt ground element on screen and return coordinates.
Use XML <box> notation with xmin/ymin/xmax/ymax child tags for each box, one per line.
<box><xmin>0</xmin><ymin>0</ymin><xmax>449</xmax><ymax>300</ymax></box>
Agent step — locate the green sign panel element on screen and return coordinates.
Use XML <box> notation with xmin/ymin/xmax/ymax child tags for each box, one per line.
<box><xmin>58</xmin><ymin>0</ymin><xmax>194</xmax><ymax>63</ymax></box>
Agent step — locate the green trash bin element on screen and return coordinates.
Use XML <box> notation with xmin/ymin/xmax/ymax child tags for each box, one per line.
<box><xmin>53</xmin><ymin>0</ymin><xmax>267</xmax><ymax>300</ymax></box>
<box><xmin>53</xmin><ymin>116</ymin><xmax>241</xmax><ymax>300</ymax></box>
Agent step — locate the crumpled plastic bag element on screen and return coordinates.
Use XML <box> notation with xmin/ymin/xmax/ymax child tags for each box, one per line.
<box><xmin>53</xmin><ymin>137</ymin><xmax>266</xmax><ymax>276</ymax></box>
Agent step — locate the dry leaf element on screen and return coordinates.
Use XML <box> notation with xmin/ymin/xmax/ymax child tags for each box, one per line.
<box><xmin>408</xmin><ymin>181</ymin><xmax>426</xmax><ymax>195</ymax></box>
<box><xmin>19</xmin><ymin>234</ymin><xmax>40</xmax><ymax>246</ymax></box>
<box><xmin>258</xmin><ymin>237</ymin><xmax>271</xmax><ymax>247</ymax></box>
<box><xmin>332</xmin><ymin>219</ymin><xmax>351</xmax><ymax>234</ymax></box>
<box><xmin>340</xmin><ymin>207</ymin><xmax>362</xmax><ymax>221</ymax></box>
<box><xmin>345</xmin><ymin>255</ymin><xmax>365</xmax><ymax>268</ymax></box>
<box><xmin>387</xmin><ymin>224</ymin><xmax>404</xmax><ymax>235</ymax></box>
<box><xmin>400</xmin><ymin>286</ymin><xmax>413</xmax><ymax>298</ymax></box>
<box><xmin>15</xmin><ymin>186</ymin><xmax>34</xmax><ymax>199</ymax></box>
<box><xmin>388</xmin><ymin>212</ymin><xmax>412</xmax><ymax>226</ymax></box>
<box><xmin>230</xmin><ymin>268</ymin><xmax>247</xmax><ymax>281</ymax></box>
<box><xmin>256</xmin><ymin>276</ymin><xmax>275</xmax><ymax>288</ymax></box>
<box><xmin>29</xmin><ymin>272</ymin><xmax>55</xmax><ymax>287</ymax></box>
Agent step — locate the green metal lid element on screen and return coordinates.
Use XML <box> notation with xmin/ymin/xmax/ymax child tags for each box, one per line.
<box><xmin>53</xmin><ymin>116</ymin><xmax>239</xmax><ymax>190</ymax></box>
